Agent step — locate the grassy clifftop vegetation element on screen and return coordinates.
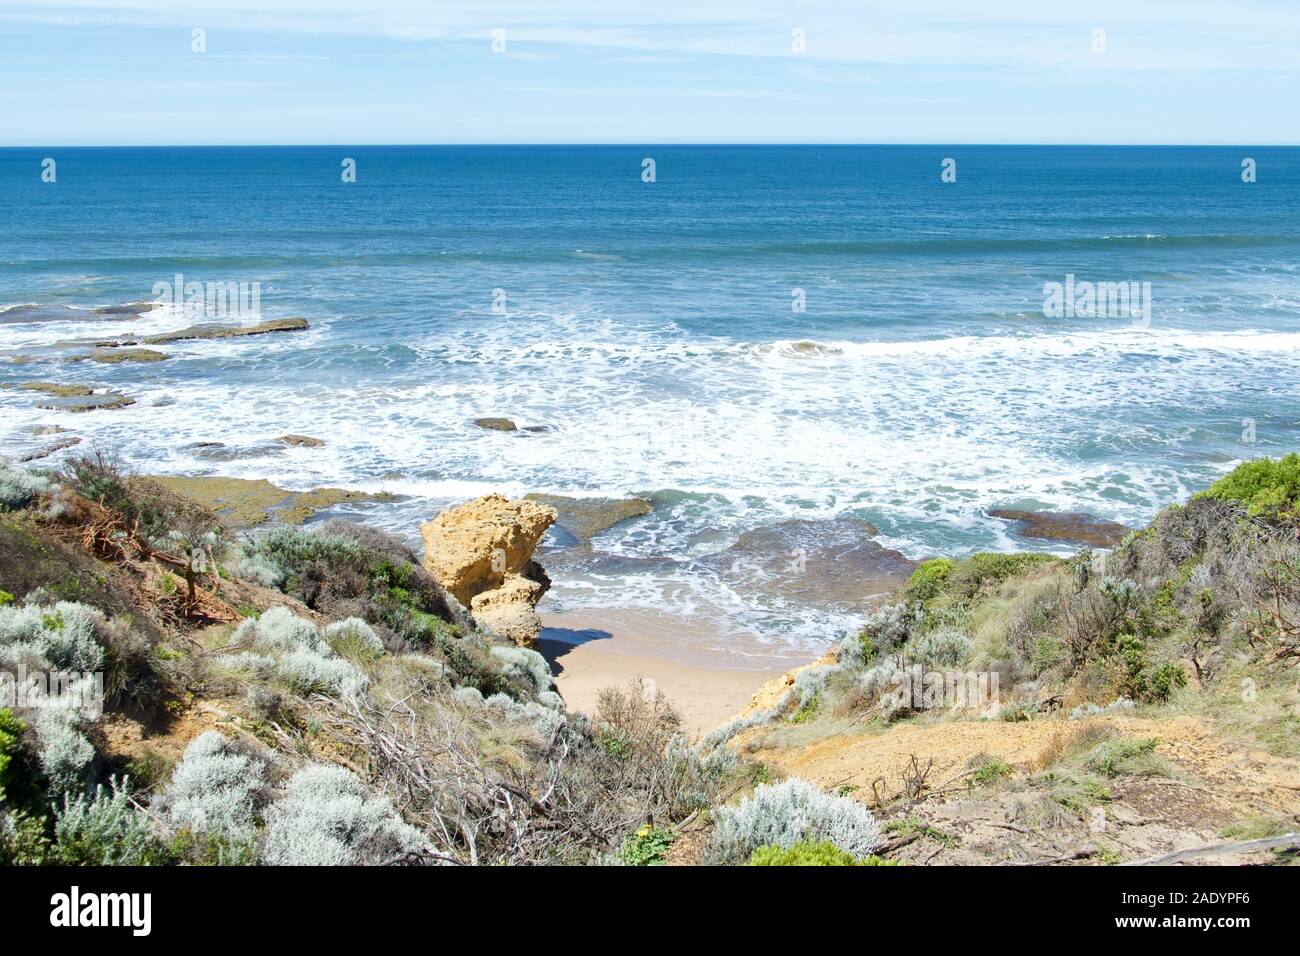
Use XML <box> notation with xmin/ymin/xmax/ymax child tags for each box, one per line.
<box><xmin>2</xmin><ymin>449</ymin><xmax>1297</xmax><ymax>866</ymax></box>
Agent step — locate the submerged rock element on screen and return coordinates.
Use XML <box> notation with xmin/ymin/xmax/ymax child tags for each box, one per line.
<box><xmin>989</xmin><ymin>508</ymin><xmax>1129</xmax><ymax>549</ymax></box>
<box><xmin>35</xmin><ymin>392</ymin><xmax>135</xmax><ymax>412</ymax></box>
<box><xmin>94</xmin><ymin>301</ymin><xmax>157</xmax><ymax>316</ymax></box>
<box><xmin>420</xmin><ymin>494</ymin><xmax>557</xmax><ymax>645</ymax></box>
<box><xmin>473</xmin><ymin>417</ymin><xmax>517</xmax><ymax>432</ymax></box>
<box><xmin>19</xmin><ymin>436</ymin><xmax>82</xmax><ymax>462</ymax></box>
<box><xmin>141</xmin><ymin>317</ymin><xmax>309</xmax><ymax>345</ymax></box>
<box><xmin>192</xmin><ymin>443</ymin><xmax>285</xmax><ymax>462</ymax></box>
<box><xmin>525</xmin><ymin>493</ymin><xmax>652</xmax><ymax>549</ymax></box>
<box><xmin>78</xmin><ymin>347</ymin><xmax>168</xmax><ymax>364</ymax></box>
<box><xmin>699</xmin><ymin>516</ymin><xmax>916</xmax><ymax>606</ymax></box>
<box><xmin>16</xmin><ymin>381</ymin><xmax>94</xmax><ymax>397</ymax></box>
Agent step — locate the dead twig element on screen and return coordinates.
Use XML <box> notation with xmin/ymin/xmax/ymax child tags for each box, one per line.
<box><xmin>1125</xmin><ymin>832</ymin><xmax>1300</xmax><ymax>866</ymax></box>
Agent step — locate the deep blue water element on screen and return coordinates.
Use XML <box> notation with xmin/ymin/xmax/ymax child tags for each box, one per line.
<box><xmin>2</xmin><ymin>146</ymin><xmax>1298</xmax><ymax>657</ymax></box>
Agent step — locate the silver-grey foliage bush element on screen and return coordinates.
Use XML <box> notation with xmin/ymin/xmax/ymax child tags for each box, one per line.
<box><xmin>710</xmin><ymin>777</ymin><xmax>881</xmax><ymax>863</ymax></box>
<box><xmin>453</xmin><ymin>685</ymin><xmax>484</xmax><ymax>707</ymax></box>
<box><xmin>904</xmin><ymin>627</ymin><xmax>972</xmax><ymax>668</ymax></box>
<box><xmin>160</xmin><ymin>731</ymin><xmax>269</xmax><ymax>840</ymax></box>
<box><xmin>33</xmin><ymin>709</ymin><xmax>96</xmax><ymax>794</ymax></box>
<box><xmin>490</xmin><ymin>645</ymin><xmax>554</xmax><ymax>695</ymax></box>
<box><xmin>235</xmin><ymin>607</ymin><xmax>367</xmax><ymax>698</ymax></box>
<box><xmin>0</xmin><ymin>458</ymin><xmax>53</xmax><ymax>510</ymax></box>
<box><xmin>236</xmin><ymin>606</ymin><xmax>327</xmax><ymax>654</ymax></box>
<box><xmin>0</xmin><ymin>600</ymin><xmax>107</xmax><ymax>673</ymax></box>
<box><xmin>275</xmin><ymin>647</ymin><xmax>368</xmax><ymax>697</ymax></box>
<box><xmin>484</xmin><ymin>692</ymin><xmax>564</xmax><ymax>737</ymax></box>
<box><xmin>262</xmin><ymin>764</ymin><xmax>430</xmax><ymax>865</ymax></box>
<box><xmin>324</xmin><ymin>617</ymin><xmax>385</xmax><ymax>659</ymax></box>
<box><xmin>235</xmin><ymin>551</ymin><xmax>284</xmax><ymax>589</ymax></box>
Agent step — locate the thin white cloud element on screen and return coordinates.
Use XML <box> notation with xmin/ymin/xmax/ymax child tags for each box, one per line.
<box><xmin>2</xmin><ymin>0</ymin><xmax>1298</xmax><ymax>72</ymax></box>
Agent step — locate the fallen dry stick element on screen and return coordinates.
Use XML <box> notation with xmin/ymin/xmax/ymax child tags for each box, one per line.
<box><xmin>1125</xmin><ymin>832</ymin><xmax>1300</xmax><ymax>866</ymax></box>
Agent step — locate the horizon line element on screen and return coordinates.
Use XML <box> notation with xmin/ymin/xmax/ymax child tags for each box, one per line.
<box><xmin>2</xmin><ymin>142</ymin><xmax>1298</xmax><ymax>149</ymax></box>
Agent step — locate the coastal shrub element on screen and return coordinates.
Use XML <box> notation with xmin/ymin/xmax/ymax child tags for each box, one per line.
<box><xmin>236</xmin><ymin>552</ymin><xmax>284</xmax><ymax>589</ymax></box>
<box><xmin>945</xmin><ymin>552</ymin><xmax>1059</xmax><ymax>601</ymax></box>
<box><xmin>217</xmin><ymin>651</ymin><xmax>276</xmax><ymax>676</ymax></box>
<box><xmin>868</xmin><ymin>602</ymin><xmax>914</xmax><ymax>647</ymax></box>
<box><xmin>275</xmin><ymin>648</ymin><xmax>367</xmax><ymax>697</ymax></box>
<box><xmin>664</xmin><ymin>735</ymin><xmax>737</xmax><ymax>815</ymax></box>
<box><xmin>54</xmin><ymin>778</ymin><xmax>170</xmax><ymax>865</ymax></box>
<box><xmin>904</xmin><ymin>627</ymin><xmax>972</xmax><ymax>668</ymax></box>
<box><xmin>232</xmin><ymin>607</ymin><xmax>367</xmax><ymax>698</ymax></box>
<box><xmin>484</xmin><ymin>693</ymin><xmax>565</xmax><ymax>737</ymax></box>
<box><xmin>710</xmin><ymin>777</ymin><xmax>881</xmax><ymax>864</ymax></box>
<box><xmin>1201</xmin><ymin>453</ymin><xmax>1300</xmax><ymax>519</ymax></box>
<box><xmin>262</xmin><ymin>764</ymin><xmax>430</xmax><ymax>866</ymax></box>
<box><xmin>489</xmin><ymin>645</ymin><xmax>554</xmax><ymax>696</ymax></box>
<box><xmin>618</xmin><ymin>824</ymin><xmax>675</xmax><ymax>866</ymax></box>
<box><xmin>836</xmin><ymin>630</ymin><xmax>875</xmax><ymax>669</ymax></box>
<box><xmin>749</xmin><ymin>840</ymin><xmax>895</xmax><ymax>866</ymax></box>
<box><xmin>324</xmin><ymin>617</ymin><xmax>385</xmax><ymax>660</ymax></box>
<box><xmin>906</xmin><ymin>558</ymin><xmax>955</xmax><ymax>603</ymax></box>
<box><xmin>236</xmin><ymin>606</ymin><xmax>327</xmax><ymax>655</ymax></box>
<box><xmin>1146</xmin><ymin>660</ymin><xmax>1188</xmax><ymax>703</ymax></box>
<box><xmin>0</xmin><ymin>600</ymin><xmax>106</xmax><ymax>673</ymax></box>
<box><xmin>594</xmin><ymin>678</ymin><xmax>682</xmax><ymax>762</ymax></box>
<box><xmin>236</xmin><ymin>523</ymin><xmax>462</xmax><ymax>652</ymax></box>
<box><xmin>32</xmin><ymin>709</ymin><xmax>95</xmax><ymax>795</ymax></box>
<box><xmin>0</xmin><ymin>458</ymin><xmax>52</xmax><ymax>511</ymax></box>
<box><xmin>62</xmin><ymin>450</ymin><xmax>198</xmax><ymax>545</ymax></box>
<box><xmin>160</xmin><ymin>732</ymin><xmax>269</xmax><ymax>842</ymax></box>
<box><xmin>794</xmin><ymin>666</ymin><xmax>833</xmax><ymax>710</ymax></box>
<box><xmin>453</xmin><ymin>685</ymin><xmax>485</xmax><ymax>707</ymax></box>
<box><xmin>0</xmin><ymin>708</ymin><xmax>25</xmax><ymax>800</ymax></box>
<box><xmin>0</xmin><ymin>809</ymin><xmax>51</xmax><ymax>865</ymax></box>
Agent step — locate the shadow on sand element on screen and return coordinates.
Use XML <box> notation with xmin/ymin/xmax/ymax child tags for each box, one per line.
<box><xmin>535</xmin><ymin>627</ymin><xmax>613</xmax><ymax>678</ymax></box>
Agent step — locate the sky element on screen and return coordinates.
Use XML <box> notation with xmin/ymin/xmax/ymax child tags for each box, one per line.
<box><xmin>0</xmin><ymin>0</ymin><xmax>1297</xmax><ymax>145</ymax></box>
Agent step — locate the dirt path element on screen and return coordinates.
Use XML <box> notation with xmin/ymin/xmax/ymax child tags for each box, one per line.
<box><xmin>742</xmin><ymin>713</ymin><xmax>1298</xmax><ymax>815</ymax></box>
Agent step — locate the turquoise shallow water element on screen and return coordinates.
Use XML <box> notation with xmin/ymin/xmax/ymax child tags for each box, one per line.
<box><xmin>2</xmin><ymin>146</ymin><xmax>1299</xmax><ymax>657</ymax></box>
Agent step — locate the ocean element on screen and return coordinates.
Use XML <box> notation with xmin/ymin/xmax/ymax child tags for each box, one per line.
<box><xmin>2</xmin><ymin>145</ymin><xmax>1299</xmax><ymax>660</ymax></box>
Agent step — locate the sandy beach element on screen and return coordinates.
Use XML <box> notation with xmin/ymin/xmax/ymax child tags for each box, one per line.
<box><xmin>536</xmin><ymin>607</ymin><xmax>800</xmax><ymax>736</ymax></box>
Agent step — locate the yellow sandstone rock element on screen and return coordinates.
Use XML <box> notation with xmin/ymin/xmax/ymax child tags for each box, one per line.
<box><xmin>420</xmin><ymin>494</ymin><xmax>557</xmax><ymax>645</ymax></box>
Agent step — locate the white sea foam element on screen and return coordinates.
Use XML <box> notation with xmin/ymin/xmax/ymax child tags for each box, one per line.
<box><xmin>3</xmin><ymin>312</ymin><xmax>1296</xmax><ymax>659</ymax></box>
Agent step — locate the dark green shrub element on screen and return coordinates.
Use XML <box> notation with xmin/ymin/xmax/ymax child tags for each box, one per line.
<box><xmin>1146</xmin><ymin>661</ymin><xmax>1188</xmax><ymax>703</ymax></box>
<box><xmin>0</xmin><ymin>708</ymin><xmax>22</xmax><ymax>800</ymax></box>
<box><xmin>239</xmin><ymin>522</ymin><xmax>462</xmax><ymax>650</ymax></box>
